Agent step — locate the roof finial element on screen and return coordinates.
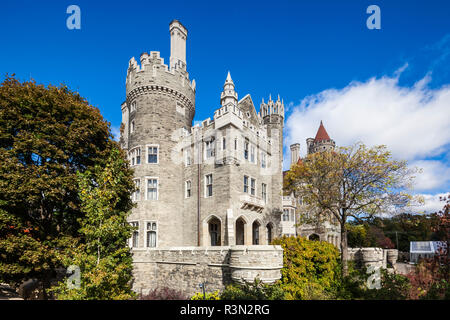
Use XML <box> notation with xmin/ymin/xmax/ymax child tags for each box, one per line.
<box><xmin>226</xmin><ymin>71</ymin><xmax>233</xmax><ymax>83</ymax></box>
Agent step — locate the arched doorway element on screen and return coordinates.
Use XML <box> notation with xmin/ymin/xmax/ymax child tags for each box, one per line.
<box><xmin>208</xmin><ymin>217</ymin><xmax>221</xmax><ymax>246</ymax></box>
<box><xmin>308</xmin><ymin>233</ymin><xmax>320</xmax><ymax>241</ymax></box>
<box><xmin>266</xmin><ymin>223</ymin><xmax>273</xmax><ymax>244</ymax></box>
<box><xmin>252</xmin><ymin>220</ymin><xmax>261</xmax><ymax>245</ymax></box>
<box><xmin>235</xmin><ymin>217</ymin><xmax>246</xmax><ymax>245</ymax></box>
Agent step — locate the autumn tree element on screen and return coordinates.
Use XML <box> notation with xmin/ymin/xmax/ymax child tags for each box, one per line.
<box><xmin>0</xmin><ymin>75</ymin><xmax>116</xmax><ymax>293</ymax></box>
<box><xmin>52</xmin><ymin>148</ymin><xmax>135</xmax><ymax>300</ymax></box>
<box><xmin>284</xmin><ymin>142</ymin><xmax>417</xmax><ymax>275</ymax></box>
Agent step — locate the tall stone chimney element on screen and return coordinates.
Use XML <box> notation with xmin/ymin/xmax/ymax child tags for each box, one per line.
<box><xmin>290</xmin><ymin>143</ymin><xmax>300</xmax><ymax>165</ymax></box>
<box><xmin>169</xmin><ymin>20</ymin><xmax>188</xmax><ymax>70</ymax></box>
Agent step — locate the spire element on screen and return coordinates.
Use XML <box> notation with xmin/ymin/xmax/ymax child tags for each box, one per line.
<box><xmin>226</xmin><ymin>71</ymin><xmax>233</xmax><ymax>83</ymax></box>
<box><xmin>220</xmin><ymin>71</ymin><xmax>238</xmax><ymax>107</ymax></box>
<box><xmin>314</xmin><ymin>120</ymin><xmax>331</xmax><ymax>142</ymax></box>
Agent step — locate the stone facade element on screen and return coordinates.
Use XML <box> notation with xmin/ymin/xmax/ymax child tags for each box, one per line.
<box><xmin>120</xmin><ymin>20</ymin><xmax>285</xmax><ymax>293</ymax></box>
<box><xmin>121</xmin><ymin>20</ymin><xmax>284</xmax><ymax>249</ymax></box>
<box><xmin>132</xmin><ymin>245</ymin><xmax>283</xmax><ymax>296</ymax></box>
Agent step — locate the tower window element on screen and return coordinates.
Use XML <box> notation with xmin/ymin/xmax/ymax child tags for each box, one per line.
<box><xmin>205</xmin><ymin>174</ymin><xmax>213</xmax><ymax>197</ymax></box>
<box><xmin>283</xmin><ymin>209</ymin><xmax>290</xmax><ymax>221</ymax></box>
<box><xmin>147</xmin><ymin>146</ymin><xmax>158</xmax><ymax>164</ymax></box>
<box><xmin>146</xmin><ymin>178</ymin><xmax>158</xmax><ymax>200</ymax></box>
<box><xmin>205</xmin><ymin>139</ymin><xmax>215</xmax><ymax>158</ymax></box>
<box><xmin>250</xmin><ymin>145</ymin><xmax>256</xmax><ymax>163</ymax></box>
<box><xmin>244</xmin><ymin>175</ymin><xmax>249</xmax><ymax>193</ymax></box>
<box><xmin>250</xmin><ymin>178</ymin><xmax>256</xmax><ymax>196</ymax></box>
<box><xmin>129</xmin><ymin>147</ymin><xmax>141</xmax><ymax>166</ymax></box>
<box><xmin>261</xmin><ymin>152</ymin><xmax>266</xmax><ymax>168</ymax></box>
<box><xmin>222</xmin><ymin>137</ymin><xmax>226</xmax><ymax>150</ymax></box>
<box><xmin>132</xmin><ymin>179</ymin><xmax>140</xmax><ymax>202</ymax></box>
<box><xmin>244</xmin><ymin>139</ymin><xmax>249</xmax><ymax>160</ymax></box>
<box><xmin>185</xmin><ymin>180</ymin><xmax>192</xmax><ymax>198</ymax></box>
<box><xmin>130</xmin><ymin>101</ymin><xmax>137</xmax><ymax>112</ymax></box>
<box><xmin>130</xmin><ymin>120</ymin><xmax>135</xmax><ymax>133</ymax></box>
<box><xmin>262</xmin><ymin>183</ymin><xmax>267</xmax><ymax>203</ymax></box>
<box><xmin>146</xmin><ymin>222</ymin><xmax>157</xmax><ymax>248</ymax></box>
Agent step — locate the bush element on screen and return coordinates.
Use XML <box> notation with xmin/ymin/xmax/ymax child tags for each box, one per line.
<box><xmin>220</xmin><ymin>279</ymin><xmax>285</xmax><ymax>300</ymax></box>
<box><xmin>271</xmin><ymin>236</ymin><xmax>340</xmax><ymax>299</ymax></box>
<box><xmin>140</xmin><ymin>287</ymin><xmax>188</xmax><ymax>300</ymax></box>
<box><xmin>191</xmin><ymin>290</ymin><xmax>220</xmax><ymax>300</ymax></box>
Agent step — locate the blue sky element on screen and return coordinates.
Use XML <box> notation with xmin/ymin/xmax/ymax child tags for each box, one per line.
<box><xmin>1</xmin><ymin>0</ymin><xmax>449</xmax><ymax>212</ymax></box>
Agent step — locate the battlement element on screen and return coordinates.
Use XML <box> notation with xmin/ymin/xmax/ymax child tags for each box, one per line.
<box><xmin>260</xmin><ymin>94</ymin><xmax>284</xmax><ymax>119</ymax></box>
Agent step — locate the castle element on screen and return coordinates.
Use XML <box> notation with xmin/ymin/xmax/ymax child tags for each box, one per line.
<box><xmin>282</xmin><ymin>121</ymin><xmax>341</xmax><ymax>246</ymax></box>
<box><xmin>120</xmin><ymin>20</ymin><xmax>342</xmax><ymax>295</ymax></box>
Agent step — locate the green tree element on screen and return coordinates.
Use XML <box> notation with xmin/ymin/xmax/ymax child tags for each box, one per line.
<box><xmin>52</xmin><ymin>148</ymin><xmax>135</xmax><ymax>300</ymax></box>
<box><xmin>271</xmin><ymin>236</ymin><xmax>340</xmax><ymax>299</ymax></box>
<box><xmin>284</xmin><ymin>142</ymin><xmax>418</xmax><ymax>275</ymax></box>
<box><xmin>0</xmin><ymin>75</ymin><xmax>115</xmax><ymax>293</ymax></box>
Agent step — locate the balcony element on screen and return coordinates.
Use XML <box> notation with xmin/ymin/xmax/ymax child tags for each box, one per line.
<box><xmin>240</xmin><ymin>194</ymin><xmax>265</xmax><ymax>212</ymax></box>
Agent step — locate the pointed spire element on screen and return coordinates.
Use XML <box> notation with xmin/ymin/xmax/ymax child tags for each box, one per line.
<box><xmin>277</xmin><ymin>94</ymin><xmax>280</xmax><ymax>102</ymax></box>
<box><xmin>269</xmin><ymin>94</ymin><xmax>272</xmax><ymax>101</ymax></box>
<box><xmin>314</xmin><ymin>120</ymin><xmax>331</xmax><ymax>142</ymax></box>
<box><xmin>225</xmin><ymin>71</ymin><xmax>233</xmax><ymax>83</ymax></box>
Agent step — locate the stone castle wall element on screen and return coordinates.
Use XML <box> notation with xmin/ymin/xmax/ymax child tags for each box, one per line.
<box><xmin>132</xmin><ymin>245</ymin><xmax>283</xmax><ymax>297</ymax></box>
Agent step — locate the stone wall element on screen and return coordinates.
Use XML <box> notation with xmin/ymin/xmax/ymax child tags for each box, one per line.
<box><xmin>348</xmin><ymin>247</ymin><xmax>398</xmax><ymax>270</ymax></box>
<box><xmin>132</xmin><ymin>245</ymin><xmax>283</xmax><ymax>297</ymax></box>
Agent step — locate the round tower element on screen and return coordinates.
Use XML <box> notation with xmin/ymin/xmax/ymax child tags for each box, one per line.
<box><xmin>122</xmin><ymin>20</ymin><xmax>196</xmax><ymax>247</ymax></box>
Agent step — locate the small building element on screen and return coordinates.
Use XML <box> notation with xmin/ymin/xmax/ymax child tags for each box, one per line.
<box><xmin>409</xmin><ymin>241</ymin><xmax>447</xmax><ymax>263</ymax></box>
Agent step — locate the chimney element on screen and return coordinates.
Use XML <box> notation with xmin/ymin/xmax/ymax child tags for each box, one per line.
<box><xmin>290</xmin><ymin>143</ymin><xmax>300</xmax><ymax>165</ymax></box>
<box><xmin>169</xmin><ymin>20</ymin><xmax>188</xmax><ymax>70</ymax></box>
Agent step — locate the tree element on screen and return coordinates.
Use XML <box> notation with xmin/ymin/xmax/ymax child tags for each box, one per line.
<box><xmin>0</xmin><ymin>75</ymin><xmax>115</xmax><ymax>294</ymax></box>
<box><xmin>52</xmin><ymin>148</ymin><xmax>136</xmax><ymax>300</ymax></box>
<box><xmin>284</xmin><ymin>142</ymin><xmax>417</xmax><ymax>275</ymax></box>
<box><xmin>271</xmin><ymin>236</ymin><xmax>340</xmax><ymax>299</ymax></box>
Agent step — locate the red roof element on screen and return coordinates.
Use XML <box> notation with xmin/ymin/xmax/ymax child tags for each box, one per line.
<box><xmin>314</xmin><ymin>120</ymin><xmax>331</xmax><ymax>142</ymax></box>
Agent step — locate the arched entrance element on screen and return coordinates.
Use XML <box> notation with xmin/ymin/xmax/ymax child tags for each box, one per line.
<box><xmin>266</xmin><ymin>223</ymin><xmax>273</xmax><ymax>244</ymax></box>
<box><xmin>252</xmin><ymin>220</ymin><xmax>261</xmax><ymax>245</ymax></box>
<box><xmin>208</xmin><ymin>217</ymin><xmax>221</xmax><ymax>246</ymax></box>
<box><xmin>308</xmin><ymin>233</ymin><xmax>320</xmax><ymax>241</ymax></box>
<box><xmin>235</xmin><ymin>217</ymin><xmax>246</xmax><ymax>245</ymax></box>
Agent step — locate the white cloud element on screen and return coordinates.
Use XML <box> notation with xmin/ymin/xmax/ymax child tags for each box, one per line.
<box><xmin>418</xmin><ymin>193</ymin><xmax>449</xmax><ymax>214</ymax></box>
<box><xmin>111</xmin><ymin>125</ymin><xmax>120</xmax><ymax>142</ymax></box>
<box><xmin>409</xmin><ymin>160</ymin><xmax>450</xmax><ymax>191</ymax></box>
<box><xmin>284</xmin><ymin>69</ymin><xmax>450</xmax><ymax>192</ymax></box>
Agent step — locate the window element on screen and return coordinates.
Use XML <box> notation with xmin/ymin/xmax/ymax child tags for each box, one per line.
<box><xmin>130</xmin><ymin>221</ymin><xmax>139</xmax><ymax>248</ymax></box>
<box><xmin>250</xmin><ymin>145</ymin><xmax>256</xmax><ymax>163</ymax></box>
<box><xmin>261</xmin><ymin>152</ymin><xmax>266</xmax><ymax>168</ymax></box>
<box><xmin>130</xmin><ymin>120</ymin><xmax>135</xmax><ymax>133</ymax></box>
<box><xmin>205</xmin><ymin>139</ymin><xmax>215</xmax><ymax>158</ymax></box>
<box><xmin>185</xmin><ymin>180</ymin><xmax>192</xmax><ymax>198</ymax></box>
<box><xmin>130</xmin><ymin>101</ymin><xmax>137</xmax><ymax>112</ymax></box>
<box><xmin>129</xmin><ymin>147</ymin><xmax>141</xmax><ymax>166</ymax></box>
<box><xmin>244</xmin><ymin>175</ymin><xmax>249</xmax><ymax>193</ymax></box>
<box><xmin>291</xmin><ymin>210</ymin><xmax>295</xmax><ymax>222</ymax></box>
<box><xmin>205</xmin><ymin>174</ymin><xmax>213</xmax><ymax>197</ymax></box>
<box><xmin>283</xmin><ymin>209</ymin><xmax>290</xmax><ymax>221</ymax></box>
<box><xmin>132</xmin><ymin>179</ymin><xmax>140</xmax><ymax>201</ymax></box>
<box><xmin>244</xmin><ymin>139</ymin><xmax>249</xmax><ymax>160</ymax></box>
<box><xmin>146</xmin><ymin>178</ymin><xmax>158</xmax><ymax>200</ymax></box>
<box><xmin>222</xmin><ymin>137</ymin><xmax>226</xmax><ymax>150</ymax></box>
<box><xmin>146</xmin><ymin>222</ymin><xmax>157</xmax><ymax>248</ymax></box>
<box><xmin>250</xmin><ymin>178</ymin><xmax>256</xmax><ymax>196</ymax></box>
<box><xmin>147</xmin><ymin>146</ymin><xmax>158</xmax><ymax>163</ymax></box>
<box><xmin>261</xmin><ymin>183</ymin><xmax>267</xmax><ymax>203</ymax></box>
<box><xmin>185</xmin><ymin>148</ymin><xmax>192</xmax><ymax>166</ymax></box>
<box><xmin>234</xmin><ymin>138</ymin><xmax>238</xmax><ymax>150</ymax></box>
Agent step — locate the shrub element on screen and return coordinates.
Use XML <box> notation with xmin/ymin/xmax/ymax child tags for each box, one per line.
<box><xmin>271</xmin><ymin>236</ymin><xmax>340</xmax><ymax>300</ymax></box>
<box><xmin>140</xmin><ymin>287</ymin><xmax>188</xmax><ymax>300</ymax></box>
<box><xmin>220</xmin><ymin>279</ymin><xmax>285</xmax><ymax>300</ymax></box>
<box><xmin>191</xmin><ymin>290</ymin><xmax>220</xmax><ymax>300</ymax></box>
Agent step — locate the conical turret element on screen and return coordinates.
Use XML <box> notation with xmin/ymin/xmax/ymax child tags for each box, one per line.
<box><xmin>220</xmin><ymin>72</ymin><xmax>238</xmax><ymax>107</ymax></box>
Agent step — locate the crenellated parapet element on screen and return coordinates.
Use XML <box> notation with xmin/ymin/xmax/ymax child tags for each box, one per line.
<box><xmin>125</xmin><ymin>50</ymin><xmax>196</xmax><ymax>117</ymax></box>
